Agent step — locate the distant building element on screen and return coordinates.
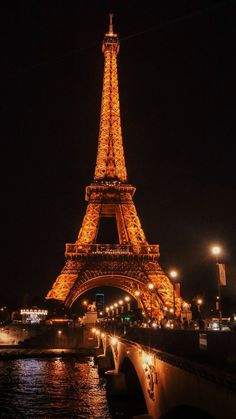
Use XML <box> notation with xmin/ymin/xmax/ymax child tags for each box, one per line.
<box><xmin>95</xmin><ymin>293</ymin><xmax>104</xmax><ymax>315</ymax></box>
<box><xmin>20</xmin><ymin>308</ymin><xmax>48</xmax><ymax>324</ymax></box>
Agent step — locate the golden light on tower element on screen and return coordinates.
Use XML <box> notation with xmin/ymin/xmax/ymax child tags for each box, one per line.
<box><xmin>45</xmin><ymin>15</ymin><xmax>183</xmax><ymax>319</ymax></box>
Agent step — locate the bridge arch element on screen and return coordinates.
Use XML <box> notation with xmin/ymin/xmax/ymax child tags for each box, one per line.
<box><xmin>120</xmin><ymin>357</ymin><xmax>147</xmax><ymax>402</ymax></box>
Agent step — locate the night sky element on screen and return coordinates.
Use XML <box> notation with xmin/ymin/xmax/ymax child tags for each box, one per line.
<box><xmin>2</xmin><ymin>1</ymin><xmax>236</xmax><ymax>313</ymax></box>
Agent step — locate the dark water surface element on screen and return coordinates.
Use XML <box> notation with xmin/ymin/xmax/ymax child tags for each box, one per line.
<box><xmin>0</xmin><ymin>357</ymin><xmax>132</xmax><ymax>419</ymax></box>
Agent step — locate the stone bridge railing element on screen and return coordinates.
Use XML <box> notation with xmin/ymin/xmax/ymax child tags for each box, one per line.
<box><xmin>104</xmin><ymin>325</ymin><xmax>236</xmax><ymax>373</ymax></box>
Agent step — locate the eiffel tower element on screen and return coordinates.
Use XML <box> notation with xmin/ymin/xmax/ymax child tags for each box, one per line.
<box><xmin>46</xmin><ymin>15</ymin><xmax>182</xmax><ymax>319</ymax></box>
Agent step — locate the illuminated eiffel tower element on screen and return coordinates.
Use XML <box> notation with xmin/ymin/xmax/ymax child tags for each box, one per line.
<box><xmin>46</xmin><ymin>15</ymin><xmax>182</xmax><ymax>319</ymax></box>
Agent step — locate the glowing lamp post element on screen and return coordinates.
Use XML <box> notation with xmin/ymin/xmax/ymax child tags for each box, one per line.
<box><xmin>82</xmin><ymin>300</ymin><xmax>88</xmax><ymax>313</ymax></box>
<box><xmin>148</xmin><ymin>283</ymin><xmax>154</xmax><ymax>321</ymax></box>
<box><xmin>211</xmin><ymin>246</ymin><xmax>221</xmax><ymax>257</ymax></box>
<box><xmin>114</xmin><ymin>302</ymin><xmax>119</xmax><ymax>316</ymax></box>
<box><xmin>124</xmin><ymin>296</ymin><xmax>131</xmax><ymax>312</ymax></box>
<box><xmin>118</xmin><ymin>300</ymin><xmax>124</xmax><ymax>315</ymax></box>
<box><xmin>197</xmin><ymin>298</ymin><xmax>203</xmax><ymax>314</ymax></box>
<box><xmin>211</xmin><ymin>245</ymin><xmax>223</xmax><ymax>327</ymax></box>
<box><xmin>169</xmin><ymin>270</ymin><xmax>178</xmax><ymax>318</ymax></box>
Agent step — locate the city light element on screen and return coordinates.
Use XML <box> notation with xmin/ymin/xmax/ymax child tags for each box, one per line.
<box><xmin>148</xmin><ymin>283</ymin><xmax>154</xmax><ymax>290</ymax></box>
<box><xmin>124</xmin><ymin>296</ymin><xmax>130</xmax><ymax>302</ymax></box>
<box><xmin>111</xmin><ymin>337</ymin><xmax>118</xmax><ymax>346</ymax></box>
<box><xmin>143</xmin><ymin>352</ymin><xmax>154</xmax><ymax>367</ymax></box>
<box><xmin>169</xmin><ymin>270</ymin><xmax>178</xmax><ymax>279</ymax></box>
<box><xmin>20</xmin><ymin>309</ymin><xmax>48</xmax><ymax>324</ymax></box>
<box><xmin>135</xmin><ymin>291</ymin><xmax>140</xmax><ymax>297</ymax></box>
<box><xmin>211</xmin><ymin>245</ymin><xmax>221</xmax><ymax>256</ymax></box>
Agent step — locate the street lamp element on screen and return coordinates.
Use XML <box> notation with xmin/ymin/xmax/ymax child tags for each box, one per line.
<box><xmin>211</xmin><ymin>245</ymin><xmax>222</xmax><ymax>327</ymax></box>
<box><xmin>197</xmin><ymin>298</ymin><xmax>203</xmax><ymax>314</ymax></box>
<box><xmin>114</xmin><ymin>302</ymin><xmax>119</xmax><ymax>316</ymax></box>
<box><xmin>118</xmin><ymin>300</ymin><xmax>124</xmax><ymax>315</ymax></box>
<box><xmin>148</xmin><ymin>283</ymin><xmax>154</xmax><ymax>321</ymax></box>
<box><xmin>124</xmin><ymin>296</ymin><xmax>131</xmax><ymax>312</ymax></box>
<box><xmin>169</xmin><ymin>270</ymin><xmax>178</xmax><ymax>318</ymax></box>
<box><xmin>211</xmin><ymin>245</ymin><xmax>221</xmax><ymax>257</ymax></box>
<box><xmin>82</xmin><ymin>300</ymin><xmax>88</xmax><ymax>312</ymax></box>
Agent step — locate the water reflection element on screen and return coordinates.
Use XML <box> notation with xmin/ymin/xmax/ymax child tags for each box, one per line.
<box><xmin>0</xmin><ymin>356</ymin><xmax>147</xmax><ymax>418</ymax></box>
<box><xmin>0</xmin><ymin>357</ymin><xmax>110</xmax><ymax>418</ymax></box>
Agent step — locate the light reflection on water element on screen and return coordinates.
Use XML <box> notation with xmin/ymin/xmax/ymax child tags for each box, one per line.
<box><xmin>0</xmin><ymin>357</ymin><xmax>112</xmax><ymax>418</ymax></box>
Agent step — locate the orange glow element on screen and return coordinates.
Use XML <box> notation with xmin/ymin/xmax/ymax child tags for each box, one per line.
<box><xmin>169</xmin><ymin>270</ymin><xmax>178</xmax><ymax>279</ymax></box>
<box><xmin>111</xmin><ymin>337</ymin><xmax>118</xmax><ymax>346</ymax></box>
<box><xmin>45</xmin><ymin>17</ymin><xmax>183</xmax><ymax>319</ymax></box>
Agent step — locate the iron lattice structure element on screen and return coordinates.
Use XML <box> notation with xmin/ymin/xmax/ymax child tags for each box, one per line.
<box><xmin>46</xmin><ymin>16</ymin><xmax>182</xmax><ymax>319</ymax></box>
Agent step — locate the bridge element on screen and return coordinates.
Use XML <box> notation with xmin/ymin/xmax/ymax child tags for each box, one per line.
<box><xmin>93</xmin><ymin>326</ymin><xmax>236</xmax><ymax>419</ymax></box>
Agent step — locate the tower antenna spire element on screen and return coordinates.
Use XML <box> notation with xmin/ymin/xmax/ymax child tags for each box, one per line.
<box><xmin>109</xmin><ymin>13</ymin><xmax>114</xmax><ymax>35</ymax></box>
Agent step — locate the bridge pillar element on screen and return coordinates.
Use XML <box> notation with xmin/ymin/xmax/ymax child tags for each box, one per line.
<box><xmin>105</xmin><ymin>370</ymin><xmax>128</xmax><ymax>396</ymax></box>
<box><xmin>97</xmin><ymin>354</ymin><xmax>114</xmax><ymax>375</ymax></box>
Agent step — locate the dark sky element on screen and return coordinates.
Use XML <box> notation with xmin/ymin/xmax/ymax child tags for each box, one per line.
<box><xmin>1</xmin><ymin>1</ymin><xmax>236</xmax><ymax>311</ymax></box>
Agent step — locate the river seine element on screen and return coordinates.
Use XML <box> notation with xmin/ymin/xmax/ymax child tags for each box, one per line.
<box><xmin>0</xmin><ymin>356</ymin><xmax>136</xmax><ymax>418</ymax></box>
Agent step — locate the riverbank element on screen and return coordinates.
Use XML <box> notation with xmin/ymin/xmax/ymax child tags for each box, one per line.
<box><xmin>0</xmin><ymin>347</ymin><xmax>96</xmax><ymax>359</ymax></box>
